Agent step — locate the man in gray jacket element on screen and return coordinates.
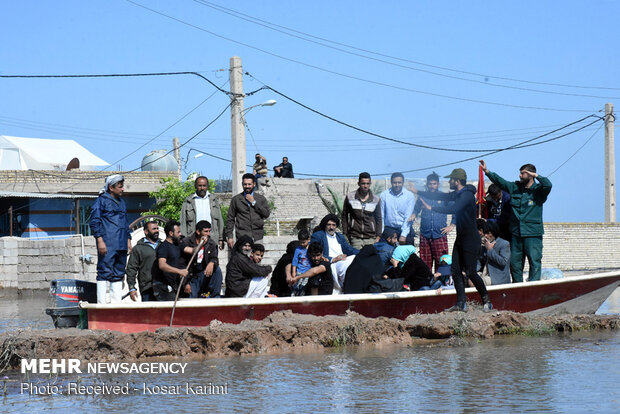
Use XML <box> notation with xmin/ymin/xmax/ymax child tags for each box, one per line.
<box><xmin>480</xmin><ymin>221</ymin><xmax>511</xmax><ymax>285</ymax></box>
<box><xmin>180</xmin><ymin>176</ymin><xmax>224</xmax><ymax>248</ymax></box>
<box><xmin>225</xmin><ymin>173</ymin><xmax>270</xmax><ymax>248</ymax></box>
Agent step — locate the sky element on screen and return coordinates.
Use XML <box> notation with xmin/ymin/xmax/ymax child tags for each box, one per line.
<box><xmin>1</xmin><ymin>1</ymin><xmax>618</xmax><ymax>222</ymax></box>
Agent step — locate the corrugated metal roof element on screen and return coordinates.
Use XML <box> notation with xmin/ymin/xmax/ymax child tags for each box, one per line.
<box><xmin>0</xmin><ymin>191</ymin><xmax>97</xmax><ymax>199</ymax></box>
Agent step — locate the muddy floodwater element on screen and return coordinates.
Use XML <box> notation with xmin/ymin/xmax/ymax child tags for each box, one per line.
<box><xmin>0</xmin><ymin>288</ymin><xmax>618</xmax><ymax>412</ymax></box>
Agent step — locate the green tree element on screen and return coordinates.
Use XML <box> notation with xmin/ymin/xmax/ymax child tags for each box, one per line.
<box><xmin>143</xmin><ymin>175</ymin><xmax>215</xmax><ymax>220</ymax></box>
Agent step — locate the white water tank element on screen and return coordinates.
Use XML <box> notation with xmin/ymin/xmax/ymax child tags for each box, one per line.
<box><xmin>141</xmin><ymin>150</ymin><xmax>177</xmax><ymax>172</ymax></box>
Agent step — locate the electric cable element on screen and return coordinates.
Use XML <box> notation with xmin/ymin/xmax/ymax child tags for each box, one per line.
<box><xmin>126</xmin><ymin>0</ymin><xmax>593</xmax><ymax>113</ymax></box>
<box><xmin>247</xmin><ymin>74</ymin><xmax>602</xmax><ymax>153</ymax></box>
<box><xmin>192</xmin><ymin>0</ymin><xmax>620</xmax><ymax>91</ymax></box>
<box><xmin>548</xmin><ymin>123</ymin><xmax>604</xmax><ymax>177</ymax></box>
<box><xmin>193</xmin><ymin>0</ymin><xmax>620</xmax><ymax>99</ymax></box>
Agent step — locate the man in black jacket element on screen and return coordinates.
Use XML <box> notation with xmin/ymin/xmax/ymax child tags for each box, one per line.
<box><xmin>273</xmin><ymin>156</ymin><xmax>294</xmax><ymax>178</ymax></box>
<box><xmin>225</xmin><ymin>173</ymin><xmax>270</xmax><ymax>248</ymax></box>
<box><xmin>413</xmin><ymin>168</ymin><xmax>492</xmax><ymax>312</ymax></box>
<box><xmin>225</xmin><ymin>236</ymin><xmax>272</xmax><ymax>297</ymax></box>
<box><xmin>181</xmin><ymin>220</ymin><xmax>222</xmax><ymax>298</ymax></box>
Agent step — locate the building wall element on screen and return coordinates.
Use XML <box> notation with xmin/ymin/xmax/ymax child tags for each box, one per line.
<box><xmin>0</xmin><ymin>236</ymin><xmax>97</xmax><ymax>290</ymax></box>
<box><xmin>0</xmin><ymin>222</ymin><xmax>619</xmax><ymax>290</ymax></box>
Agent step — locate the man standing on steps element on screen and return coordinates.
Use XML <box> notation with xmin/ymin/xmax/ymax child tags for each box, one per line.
<box><xmin>480</xmin><ymin>160</ymin><xmax>552</xmax><ymax>282</ymax></box>
<box><xmin>412</xmin><ymin>168</ymin><xmax>493</xmax><ymax>312</ymax></box>
<box><xmin>225</xmin><ymin>173</ymin><xmax>270</xmax><ymax>248</ymax></box>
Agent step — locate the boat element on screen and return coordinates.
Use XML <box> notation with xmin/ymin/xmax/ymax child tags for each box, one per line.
<box><xmin>80</xmin><ymin>271</ymin><xmax>620</xmax><ymax>334</ymax></box>
<box><xmin>46</xmin><ymin>279</ymin><xmax>97</xmax><ymax>328</ymax></box>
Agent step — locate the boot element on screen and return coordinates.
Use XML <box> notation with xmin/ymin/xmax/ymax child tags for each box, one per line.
<box><xmin>445</xmin><ymin>302</ymin><xmax>467</xmax><ymax>312</ymax></box>
<box><xmin>482</xmin><ymin>294</ymin><xmax>493</xmax><ymax>313</ymax></box>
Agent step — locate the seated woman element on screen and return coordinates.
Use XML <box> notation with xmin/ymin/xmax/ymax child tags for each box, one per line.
<box><xmin>268</xmin><ymin>240</ymin><xmax>299</xmax><ymax>297</ymax></box>
<box><xmin>387</xmin><ymin>245</ymin><xmax>442</xmax><ymax>291</ymax></box>
<box><xmin>342</xmin><ymin>245</ymin><xmax>385</xmax><ymax>294</ymax></box>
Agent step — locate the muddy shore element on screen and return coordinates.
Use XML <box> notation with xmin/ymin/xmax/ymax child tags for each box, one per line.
<box><xmin>1</xmin><ymin>309</ymin><xmax>619</xmax><ymax>371</ymax></box>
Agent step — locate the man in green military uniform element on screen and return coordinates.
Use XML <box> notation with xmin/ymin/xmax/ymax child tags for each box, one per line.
<box><xmin>479</xmin><ymin>160</ymin><xmax>552</xmax><ymax>282</ymax></box>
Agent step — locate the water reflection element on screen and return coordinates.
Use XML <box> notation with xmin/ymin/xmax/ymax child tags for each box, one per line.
<box><xmin>0</xmin><ymin>287</ymin><xmax>618</xmax><ymax>412</ymax></box>
<box><xmin>2</xmin><ymin>332</ymin><xmax>619</xmax><ymax>413</ymax></box>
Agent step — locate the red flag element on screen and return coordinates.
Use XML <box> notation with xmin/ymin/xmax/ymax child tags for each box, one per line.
<box><xmin>476</xmin><ymin>165</ymin><xmax>487</xmax><ymax>218</ymax></box>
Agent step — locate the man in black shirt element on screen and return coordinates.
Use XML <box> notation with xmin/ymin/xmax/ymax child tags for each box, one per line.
<box><xmin>153</xmin><ymin>220</ymin><xmax>188</xmax><ymax>301</ymax></box>
<box><xmin>180</xmin><ymin>220</ymin><xmax>222</xmax><ymax>298</ymax></box>
<box><xmin>413</xmin><ymin>168</ymin><xmax>493</xmax><ymax>312</ymax></box>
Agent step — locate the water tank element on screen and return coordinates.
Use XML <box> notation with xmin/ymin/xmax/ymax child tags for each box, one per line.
<box><xmin>141</xmin><ymin>150</ymin><xmax>177</xmax><ymax>172</ymax></box>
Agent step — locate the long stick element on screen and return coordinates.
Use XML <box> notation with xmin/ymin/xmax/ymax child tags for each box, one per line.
<box><xmin>169</xmin><ymin>238</ymin><xmax>206</xmax><ymax>327</ymax></box>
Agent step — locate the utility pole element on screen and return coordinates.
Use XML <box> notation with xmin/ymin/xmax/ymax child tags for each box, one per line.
<box><xmin>230</xmin><ymin>56</ymin><xmax>245</xmax><ymax>195</ymax></box>
<box><xmin>173</xmin><ymin>137</ymin><xmax>181</xmax><ymax>181</ymax></box>
<box><xmin>604</xmin><ymin>103</ymin><xmax>616</xmax><ymax>223</ymax></box>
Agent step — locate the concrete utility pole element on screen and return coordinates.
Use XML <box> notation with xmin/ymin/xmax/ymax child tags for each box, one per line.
<box><xmin>173</xmin><ymin>137</ymin><xmax>181</xmax><ymax>181</ymax></box>
<box><xmin>230</xmin><ymin>56</ymin><xmax>246</xmax><ymax>195</ymax></box>
<box><xmin>604</xmin><ymin>103</ymin><xmax>616</xmax><ymax>223</ymax></box>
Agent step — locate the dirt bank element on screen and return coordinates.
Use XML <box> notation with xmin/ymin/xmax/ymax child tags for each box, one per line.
<box><xmin>1</xmin><ymin>310</ymin><xmax>619</xmax><ymax>370</ymax></box>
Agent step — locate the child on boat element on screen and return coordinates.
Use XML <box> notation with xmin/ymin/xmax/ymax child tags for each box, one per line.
<box><xmin>290</xmin><ymin>229</ymin><xmax>311</xmax><ymax>296</ymax></box>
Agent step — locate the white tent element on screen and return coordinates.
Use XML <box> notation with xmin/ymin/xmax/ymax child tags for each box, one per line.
<box><xmin>0</xmin><ymin>135</ymin><xmax>109</xmax><ymax>170</ymax></box>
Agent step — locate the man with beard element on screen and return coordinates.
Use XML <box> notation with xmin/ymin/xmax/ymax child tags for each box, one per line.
<box><xmin>90</xmin><ymin>174</ymin><xmax>132</xmax><ymax>304</ymax></box>
<box><xmin>152</xmin><ymin>220</ymin><xmax>189</xmax><ymax>301</ymax></box>
<box><xmin>412</xmin><ymin>168</ymin><xmax>493</xmax><ymax>312</ymax></box>
<box><xmin>311</xmin><ymin>214</ymin><xmax>359</xmax><ymax>293</ymax></box>
<box><xmin>380</xmin><ymin>172</ymin><xmax>416</xmax><ymax>244</ymax></box>
<box><xmin>411</xmin><ymin>171</ymin><xmax>455</xmax><ymax>272</ymax></box>
<box><xmin>180</xmin><ymin>176</ymin><xmax>224</xmax><ymax>247</ymax></box>
<box><xmin>480</xmin><ymin>160</ymin><xmax>552</xmax><ymax>282</ymax></box>
<box><xmin>225</xmin><ymin>236</ymin><xmax>273</xmax><ymax>298</ymax></box>
<box><xmin>180</xmin><ymin>220</ymin><xmax>223</xmax><ymax>298</ymax></box>
<box><xmin>126</xmin><ymin>220</ymin><xmax>161</xmax><ymax>302</ymax></box>
<box><xmin>225</xmin><ymin>173</ymin><xmax>270</xmax><ymax>248</ymax></box>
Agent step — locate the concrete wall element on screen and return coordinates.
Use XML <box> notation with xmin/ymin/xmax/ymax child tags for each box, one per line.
<box><xmin>0</xmin><ymin>236</ymin><xmax>97</xmax><ymax>290</ymax></box>
<box><xmin>1</xmin><ymin>223</ymin><xmax>619</xmax><ymax>291</ymax></box>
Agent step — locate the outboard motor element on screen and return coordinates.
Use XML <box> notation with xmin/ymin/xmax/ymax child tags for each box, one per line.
<box><xmin>45</xmin><ymin>279</ymin><xmax>97</xmax><ymax>328</ymax></box>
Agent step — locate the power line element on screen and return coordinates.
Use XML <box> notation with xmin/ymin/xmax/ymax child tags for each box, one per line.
<box><xmin>548</xmin><ymin>123</ymin><xmax>604</xmax><ymax>177</ymax></box>
<box><xmin>192</xmin><ymin>0</ymin><xmax>620</xmax><ymax>92</ymax></box>
<box><xmin>193</xmin><ymin>0</ymin><xmax>620</xmax><ymax>99</ymax></box>
<box><xmin>0</xmin><ymin>71</ymin><xmax>235</xmax><ymax>97</ymax></box>
<box><xmin>126</xmin><ymin>0</ymin><xmax>593</xmax><ymax>113</ymax></box>
<box><xmin>104</xmin><ymin>80</ymin><xmax>228</xmax><ymax>169</ymax></box>
<box><xmin>246</xmin><ymin>74</ymin><xmax>603</xmax><ymax>153</ymax></box>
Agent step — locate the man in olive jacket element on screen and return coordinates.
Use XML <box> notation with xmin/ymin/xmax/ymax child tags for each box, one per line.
<box><xmin>126</xmin><ymin>220</ymin><xmax>161</xmax><ymax>302</ymax></box>
<box><xmin>180</xmin><ymin>176</ymin><xmax>224</xmax><ymax>247</ymax></box>
<box><xmin>480</xmin><ymin>160</ymin><xmax>552</xmax><ymax>282</ymax></box>
<box><xmin>225</xmin><ymin>173</ymin><xmax>270</xmax><ymax>248</ymax></box>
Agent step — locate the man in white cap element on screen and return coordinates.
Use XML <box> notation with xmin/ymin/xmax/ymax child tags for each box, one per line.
<box><xmin>90</xmin><ymin>174</ymin><xmax>132</xmax><ymax>303</ymax></box>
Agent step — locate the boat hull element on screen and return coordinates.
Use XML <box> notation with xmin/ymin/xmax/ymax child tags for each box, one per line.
<box><xmin>82</xmin><ymin>271</ymin><xmax>620</xmax><ymax>333</ymax></box>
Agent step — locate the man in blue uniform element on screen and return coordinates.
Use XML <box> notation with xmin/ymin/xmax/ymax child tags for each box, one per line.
<box><xmin>90</xmin><ymin>174</ymin><xmax>132</xmax><ymax>303</ymax></box>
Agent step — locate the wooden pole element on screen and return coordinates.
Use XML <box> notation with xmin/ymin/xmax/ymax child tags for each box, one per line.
<box><xmin>604</xmin><ymin>103</ymin><xmax>616</xmax><ymax>222</ymax></box>
<box><xmin>169</xmin><ymin>238</ymin><xmax>206</xmax><ymax>327</ymax></box>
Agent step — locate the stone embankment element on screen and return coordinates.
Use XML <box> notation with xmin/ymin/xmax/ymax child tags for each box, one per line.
<box><xmin>1</xmin><ymin>310</ymin><xmax>619</xmax><ymax>370</ymax></box>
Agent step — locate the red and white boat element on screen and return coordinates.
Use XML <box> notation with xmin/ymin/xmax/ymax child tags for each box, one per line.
<box><xmin>80</xmin><ymin>271</ymin><xmax>620</xmax><ymax>334</ymax></box>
